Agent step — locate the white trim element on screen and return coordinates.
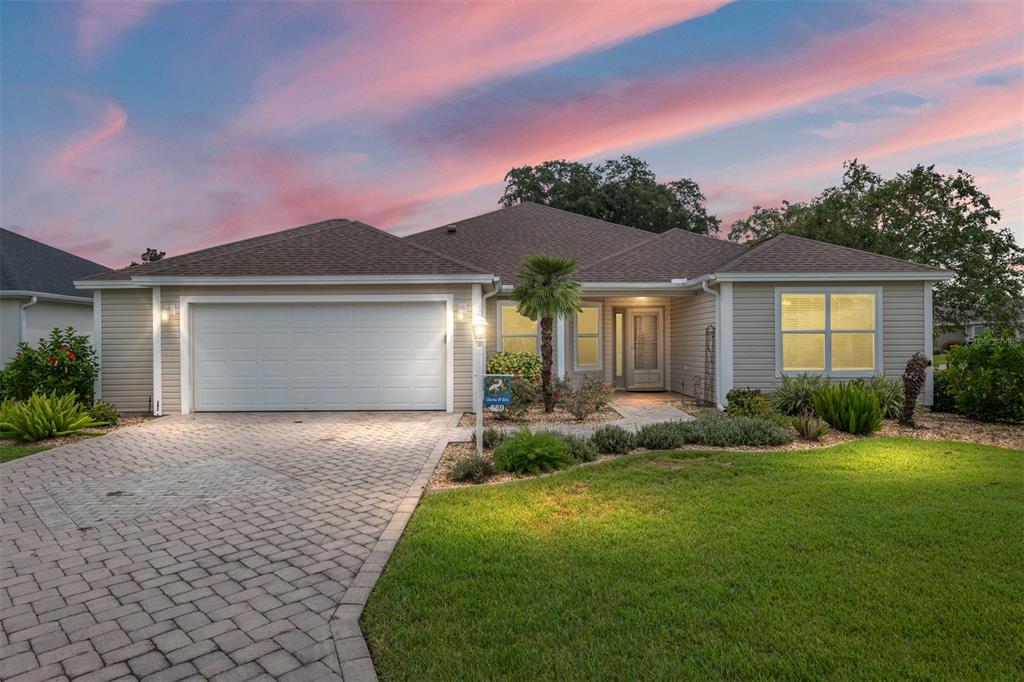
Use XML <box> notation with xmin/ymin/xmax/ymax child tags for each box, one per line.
<box><xmin>151</xmin><ymin>287</ymin><xmax>162</xmax><ymax>416</ymax></box>
<box><xmin>75</xmin><ymin>274</ymin><xmax>493</xmax><ymax>290</ymax></box>
<box><xmin>578</xmin><ymin>282</ymin><xmax>689</xmax><ymax>289</ymax></box>
<box><xmin>178</xmin><ymin>294</ymin><xmax>456</xmax><ymax>415</ymax></box>
<box><xmin>924</xmin><ymin>281</ymin><xmax>934</xmax><ymax>405</ymax></box>
<box><xmin>702</xmin><ymin>280</ymin><xmax>724</xmax><ymax>409</ymax></box>
<box><xmin>73</xmin><ymin>280</ymin><xmax>140</xmax><ymax>289</ymax></box>
<box><xmin>0</xmin><ymin>290</ymin><xmax>95</xmax><ymax>304</ymax></box>
<box><xmin>496</xmin><ymin>300</ymin><xmax>539</xmax><ymax>354</ymax></box>
<box><xmin>93</xmin><ymin>291</ymin><xmax>102</xmax><ymax>402</ymax></box>
<box><xmin>774</xmin><ymin>287</ymin><xmax>884</xmax><ymax>378</ymax></box>
<box><xmin>556</xmin><ymin>315</ymin><xmax>567</xmax><ymax>378</ymax></box>
<box><xmin>719</xmin><ymin>271</ymin><xmax>952</xmax><ymax>282</ymax></box>
<box><xmin>572</xmin><ymin>301</ymin><xmax>603</xmax><ymax>372</ymax></box>
<box><xmin>720</xmin><ymin>282</ymin><xmax>734</xmax><ymax>402</ymax></box>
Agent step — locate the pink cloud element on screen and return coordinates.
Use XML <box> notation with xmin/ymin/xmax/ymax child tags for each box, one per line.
<box><xmin>76</xmin><ymin>0</ymin><xmax>164</xmax><ymax>60</ymax></box>
<box><xmin>236</xmin><ymin>1</ymin><xmax>728</xmax><ymax>135</ymax></box>
<box><xmin>53</xmin><ymin>99</ymin><xmax>128</xmax><ymax>180</ymax></box>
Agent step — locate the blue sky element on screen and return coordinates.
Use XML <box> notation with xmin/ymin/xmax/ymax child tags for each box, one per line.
<box><xmin>2</xmin><ymin>0</ymin><xmax>1021</xmax><ymax>266</ymax></box>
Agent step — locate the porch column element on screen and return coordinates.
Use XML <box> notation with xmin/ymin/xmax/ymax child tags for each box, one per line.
<box><xmin>556</xmin><ymin>315</ymin><xmax>566</xmax><ymax>379</ymax></box>
<box><xmin>151</xmin><ymin>287</ymin><xmax>162</xmax><ymax>416</ymax></box>
<box><xmin>720</xmin><ymin>282</ymin><xmax>733</xmax><ymax>406</ymax></box>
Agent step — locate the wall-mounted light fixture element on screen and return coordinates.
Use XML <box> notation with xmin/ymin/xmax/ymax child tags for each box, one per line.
<box><xmin>455</xmin><ymin>301</ymin><xmax>471</xmax><ymax>322</ymax></box>
<box><xmin>472</xmin><ymin>315</ymin><xmax>488</xmax><ymax>343</ymax></box>
<box><xmin>161</xmin><ymin>304</ymin><xmax>177</xmax><ymax>322</ymax></box>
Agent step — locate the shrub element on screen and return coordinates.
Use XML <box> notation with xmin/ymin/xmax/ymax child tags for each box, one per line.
<box><xmin>88</xmin><ymin>400</ymin><xmax>120</xmax><ymax>427</ymax></box>
<box><xmin>686</xmin><ymin>415</ymin><xmax>793</xmax><ymax>447</ymax></box>
<box><xmin>792</xmin><ymin>414</ymin><xmax>829</xmax><ymax>441</ymax></box>
<box><xmin>931</xmin><ymin>370</ymin><xmax>956</xmax><ymax>413</ymax></box>
<box><xmin>726</xmin><ymin>388</ymin><xmax>774</xmax><ymax>417</ymax></box>
<box><xmin>771</xmin><ymin>374</ymin><xmax>827</xmax><ymax>416</ymax></box>
<box><xmin>558</xmin><ymin>376</ymin><xmax>614</xmax><ymax>420</ymax></box>
<box><xmin>493</xmin><ymin>429</ymin><xmax>573</xmax><ymax>474</ymax></box>
<box><xmin>0</xmin><ymin>328</ymin><xmax>98</xmax><ymax>404</ymax></box>
<box><xmin>945</xmin><ymin>331</ymin><xmax>1024</xmax><ymax>423</ymax></box>
<box><xmin>634</xmin><ymin>422</ymin><xmax>688</xmax><ymax>450</ymax></box>
<box><xmin>546</xmin><ymin>432</ymin><xmax>598</xmax><ymax>463</ymax></box>
<box><xmin>900</xmin><ymin>353</ymin><xmax>931</xmax><ymax>426</ymax></box>
<box><xmin>851</xmin><ymin>376</ymin><xmax>905</xmax><ymax>420</ymax></box>
<box><xmin>486</xmin><ymin>352</ymin><xmax>542</xmax><ymax>383</ymax></box>
<box><xmin>813</xmin><ymin>384</ymin><xmax>883</xmax><ymax>435</ymax></box>
<box><xmin>474</xmin><ymin>426</ymin><xmax>506</xmax><ymax>450</ymax></box>
<box><xmin>451</xmin><ymin>456</ymin><xmax>495</xmax><ymax>483</ymax></box>
<box><xmin>590</xmin><ymin>424</ymin><xmax>634</xmax><ymax>454</ymax></box>
<box><xmin>493</xmin><ymin>377</ymin><xmax>538</xmax><ymax>421</ymax></box>
<box><xmin>0</xmin><ymin>391</ymin><xmax>108</xmax><ymax>442</ymax></box>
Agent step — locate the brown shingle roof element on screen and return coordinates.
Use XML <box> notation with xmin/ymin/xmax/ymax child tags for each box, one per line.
<box><xmin>404</xmin><ymin>202</ymin><xmax>656</xmax><ymax>283</ymax></box>
<box><xmin>716</xmin><ymin>233</ymin><xmax>950</xmax><ymax>275</ymax></box>
<box><xmin>576</xmin><ymin>228</ymin><xmax>748</xmax><ymax>282</ymax></box>
<box><xmin>83</xmin><ymin>219</ymin><xmax>487</xmax><ymax>280</ymax></box>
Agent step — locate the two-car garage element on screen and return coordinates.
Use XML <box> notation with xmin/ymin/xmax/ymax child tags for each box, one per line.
<box><xmin>190</xmin><ymin>300</ymin><xmax>448</xmax><ymax>412</ymax></box>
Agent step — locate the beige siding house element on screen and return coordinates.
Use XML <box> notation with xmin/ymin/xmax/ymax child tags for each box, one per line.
<box><xmin>77</xmin><ymin>203</ymin><xmax>952</xmax><ymax>415</ymax></box>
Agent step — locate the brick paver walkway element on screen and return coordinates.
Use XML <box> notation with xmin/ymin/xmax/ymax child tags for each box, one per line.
<box><xmin>1</xmin><ymin>412</ymin><xmax>455</xmax><ymax>681</ymax></box>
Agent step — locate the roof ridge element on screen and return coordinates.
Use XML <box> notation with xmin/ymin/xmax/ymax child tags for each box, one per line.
<box><xmin>576</xmin><ymin>228</ymin><xmax>747</xmax><ymax>279</ymax></box>
<box><xmin>518</xmin><ymin>201</ymin><xmax>670</xmax><ymax>239</ymax></box>
<box><xmin>769</xmin><ymin>233</ymin><xmax>948</xmax><ymax>272</ymax></box>
<box><xmin>1</xmin><ymin>227</ymin><xmax>112</xmax><ymax>270</ymax></box>
<box><xmin>711</xmin><ymin>232</ymin><xmax>782</xmax><ymax>272</ymax></box>
<box><xmin>659</xmin><ymin>226</ymin><xmax>750</xmax><ymax>250</ymax></box>
<box><xmin>354</xmin><ymin>220</ymin><xmax>490</xmax><ymax>274</ymax></box>
<box><xmin>575</xmin><ymin>231</ymin><xmax>666</xmax><ymax>276</ymax></box>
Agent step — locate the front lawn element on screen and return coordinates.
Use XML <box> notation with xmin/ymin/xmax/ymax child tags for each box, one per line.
<box><xmin>364</xmin><ymin>438</ymin><xmax>1023</xmax><ymax>680</ymax></box>
<box><xmin>0</xmin><ymin>444</ymin><xmax>49</xmax><ymax>463</ymax></box>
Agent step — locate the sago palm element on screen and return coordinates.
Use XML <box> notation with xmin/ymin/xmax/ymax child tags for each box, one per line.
<box><xmin>511</xmin><ymin>254</ymin><xmax>582</xmax><ymax>412</ymax></box>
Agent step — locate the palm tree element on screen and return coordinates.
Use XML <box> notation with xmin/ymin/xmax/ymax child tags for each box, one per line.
<box><xmin>511</xmin><ymin>254</ymin><xmax>582</xmax><ymax>412</ymax></box>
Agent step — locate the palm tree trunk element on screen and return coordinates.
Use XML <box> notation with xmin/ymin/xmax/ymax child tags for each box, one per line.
<box><xmin>540</xmin><ymin>316</ymin><xmax>555</xmax><ymax>412</ymax></box>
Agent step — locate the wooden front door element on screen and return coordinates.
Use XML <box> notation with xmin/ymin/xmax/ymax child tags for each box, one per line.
<box><xmin>626</xmin><ymin>307</ymin><xmax>664</xmax><ymax>390</ymax></box>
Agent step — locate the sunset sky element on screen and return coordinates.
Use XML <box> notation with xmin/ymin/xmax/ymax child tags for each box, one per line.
<box><xmin>2</xmin><ymin>0</ymin><xmax>1022</xmax><ymax>268</ymax></box>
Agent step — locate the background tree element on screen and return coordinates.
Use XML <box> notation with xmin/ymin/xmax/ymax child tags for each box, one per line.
<box><xmin>729</xmin><ymin>161</ymin><xmax>1024</xmax><ymax>336</ymax></box>
<box><xmin>511</xmin><ymin>255</ymin><xmax>582</xmax><ymax>412</ymax></box>
<box><xmin>502</xmin><ymin>155</ymin><xmax>720</xmax><ymax>235</ymax></box>
<box><xmin>130</xmin><ymin>248</ymin><xmax>166</xmax><ymax>267</ymax></box>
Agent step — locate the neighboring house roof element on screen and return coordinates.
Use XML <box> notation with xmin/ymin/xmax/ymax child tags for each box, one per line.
<box><xmin>576</xmin><ymin>228</ymin><xmax>748</xmax><ymax>283</ymax></box>
<box><xmin>714</xmin><ymin>233</ymin><xmax>951</xmax><ymax>275</ymax></box>
<box><xmin>82</xmin><ymin>219</ymin><xmax>488</xmax><ymax>281</ymax></box>
<box><xmin>404</xmin><ymin>202</ymin><xmax>656</xmax><ymax>283</ymax></box>
<box><xmin>0</xmin><ymin>227</ymin><xmax>110</xmax><ymax>298</ymax></box>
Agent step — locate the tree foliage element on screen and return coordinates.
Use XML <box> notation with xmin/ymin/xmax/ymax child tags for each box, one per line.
<box><xmin>729</xmin><ymin>161</ymin><xmax>1024</xmax><ymax>335</ymax></box>
<box><xmin>130</xmin><ymin>247</ymin><xmax>166</xmax><ymax>267</ymax></box>
<box><xmin>501</xmin><ymin>155</ymin><xmax>720</xmax><ymax>235</ymax></box>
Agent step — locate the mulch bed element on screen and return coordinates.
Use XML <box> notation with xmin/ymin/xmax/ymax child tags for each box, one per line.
<box><xmin>878</xmin><ymin>410</ymin><xmax>1023</xmax><ymax>450</ymax></box>
<box><xmin>0</xmin><ymin>415</ymin><xmax>153</xmax><ymax>452</ymax></box>
<box><xmin>457</xmin><ymin>404</ymin><xmax>621</xmax><ymax>428</ymax></box>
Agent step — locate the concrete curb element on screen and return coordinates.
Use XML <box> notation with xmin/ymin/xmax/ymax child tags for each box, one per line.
<box><xmin>330</xmin><ymin>413</ymin><xmax>463</xmax><ymax>681</ymax></box>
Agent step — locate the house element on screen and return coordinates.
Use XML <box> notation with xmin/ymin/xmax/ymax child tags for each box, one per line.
<box><xmin>74</xmin><ymin>203</ymin><xmax>952</xmax><ymax>415</ymax></box>
<box><xmin>1</xmin><ymin>228</ymin><xmax>111</xmax><ymax>366</ymax></box>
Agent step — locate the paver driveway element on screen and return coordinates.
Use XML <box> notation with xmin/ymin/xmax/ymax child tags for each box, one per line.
<box><xmin>1</xmin><ymin>412</ymin><xmax>457</xmax><ymax>681</ymax></box>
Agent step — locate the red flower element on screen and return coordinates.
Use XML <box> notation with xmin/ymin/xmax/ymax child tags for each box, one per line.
<box><xmin>68</xmin><ymin>352</ymin><xmax>76</xmax><ymax>360</ymax></box>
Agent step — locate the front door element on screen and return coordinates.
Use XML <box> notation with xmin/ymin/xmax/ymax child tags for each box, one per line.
<box><xmin>626</xmin><ymin>308</ymin><xmax>664</xmax><ymax>390</ymax></box>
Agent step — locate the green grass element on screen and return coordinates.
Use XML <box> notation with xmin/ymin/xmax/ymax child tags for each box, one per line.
<box><xmin>0</xmin><ymin>444</ymin><xmax>49</xmax><ymax>463</ymax></box>
<box><xmin>364</xmin><ymin>438</ymin><xmax>1024</xmax><ymax>681</ymax></box>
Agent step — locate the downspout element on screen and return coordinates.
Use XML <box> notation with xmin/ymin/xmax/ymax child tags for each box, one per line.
<box><xmin>19</xmin><ymin>296</ymin><xmax>38</xmax><ymax>344</ymax></box>
<box><xmin>702</xmin><ymin>279</ymin><xmax>724</xmax><ymax>411</ymax></box>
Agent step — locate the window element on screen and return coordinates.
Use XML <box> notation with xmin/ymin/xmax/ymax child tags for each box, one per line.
<box><xmin>575</xmin><ymin>303</ymin><xmax>602</xmax><ymax>370</ymax></box>
<box><xmin>498</xmin><ymin>302</ymin><xmax>538</xmax><ymax>354</ymax></box>
<box><xmin>777</xmin><ymin>289</ymin><xmax>880</xmax><ymax>375</ymax></box>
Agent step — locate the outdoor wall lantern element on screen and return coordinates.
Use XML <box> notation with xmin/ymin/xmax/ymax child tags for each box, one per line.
<box><xmin>161</xmin><ymin>304</ymin><xmax>177</xmax><ymax>322</ymax></box>
<box><xmin>472</xmin><ymin>315</ymin><xmax>488</xmax><ymax>343</ymax></box>
<box><xmin>456</xmin><ymin>301</ymin><xmax>471</xmax><ymax>322</ymax></box>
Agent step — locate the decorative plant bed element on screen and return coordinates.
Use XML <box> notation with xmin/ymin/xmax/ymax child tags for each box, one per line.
<box><xmin>458</xmin><ymin>404</ymin><xmax>621</xmax><ymax>428</ymax></box>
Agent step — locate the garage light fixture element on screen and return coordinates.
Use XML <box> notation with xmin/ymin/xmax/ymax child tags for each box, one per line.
<box><xmin>161</xmin><ymin>304</ymin><xmax>177</xmax><ymax>322</ymax></box>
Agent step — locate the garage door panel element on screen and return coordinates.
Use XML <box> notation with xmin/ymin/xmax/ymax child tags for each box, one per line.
<box><xmin>193</xmin><ymin>302</ymin><xmax>446</xmax><ymax>411</ymax></box>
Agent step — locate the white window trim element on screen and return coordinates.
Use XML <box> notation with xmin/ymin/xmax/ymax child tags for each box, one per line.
<box><xmin>496</xmin><ymin>300</ymin><xmax>539</xmax><ymax>354</ymax></box>
<box><xmin>774</xmin><ymin>287</ymin><xmax>883</xmax><ymax>378</ymax></box>
<box><xmin>573</xmin><ymin>301</ymin><xmax>603</xmax><ymax>371</ymax></box>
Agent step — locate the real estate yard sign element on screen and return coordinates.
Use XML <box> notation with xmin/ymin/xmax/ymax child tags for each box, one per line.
<box><xmin>483</xmin><ymin>374</ymin><xmax>513</xmax><ymax>411</ymax></box>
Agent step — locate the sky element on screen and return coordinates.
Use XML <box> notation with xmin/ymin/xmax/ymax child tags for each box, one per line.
<box><xmin>2</xmin><ymin>0</ymin><xmax>1022</xmax><ymax>268</ymax></box>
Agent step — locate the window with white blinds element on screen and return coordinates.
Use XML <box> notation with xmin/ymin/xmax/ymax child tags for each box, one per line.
<box><xmin>777</xmin><ymin>289</ymin><xmax>880</xmax><ymax>375</ymax></box>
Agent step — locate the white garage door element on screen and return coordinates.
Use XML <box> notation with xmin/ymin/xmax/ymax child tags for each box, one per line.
<box><xmin>192</xmin><ymin>302</ymin><xmax>447</xmax><ymax>411</ymax></box>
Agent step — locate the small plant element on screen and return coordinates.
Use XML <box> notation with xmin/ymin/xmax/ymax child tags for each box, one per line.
<box><xmin>771</xmin><ymin>374</ymin><xmax>827</xmax><ymax>416</ymax></box>
<box><xmin>634</xmin><ymin>422</ymin><xmax>689</xmax><ymax>450</ymax></box>
<box><xmin>475</xmin><ymin>426</ymin><xmax>507</xmax><ymax>450</ymax></box>
<box><xmin>0</xmin><ymin>391</ymin><xmax>108</xmax><ymax>442</ymax></box>
<box><xmin>590</xmin><ymin>424</ymin><xmax>635</xmax><ymax>454</ymax></box>
<box><xmin>813</xmin><ymin>384</ymin><xmax>883</xmax><ymax>435</ymax></box>
<box><xmin>486</xmin><ymin>351</ymin><xmax>542</xmax><ymax>383</ymax></box>
<box><xmin>851</xmin><ymin>376</ymin><xmax>904</xmax><ymax>420</ymax></box>
<box><xmin>945</xmin><ymin>332</ymin><xmax>1024</xmax><ymax>423</ymax></box>
<box><xmin>726</xmin><ymin>388</ymin><xmax>774</xmax><ymax>417</ymax></box>
<box><xmin>0</xmin><ymin>328</ymin><xmax>99</xmax><ymax>404</ymax></box>
<box><xmin>493</xmin><ymin>377</ymin><xmax>539</xmax><ymax>421</ymax></box>
<box><xmin>546</xmin><ymin>432</ymin><xmax>598</xmax><ymax>462</ymax></box>
<box><xmin>900</xmin><ymin>353</ymin><xmax>931</xmax><ymax>426</ymax></box>
<box><xmin>686</xmin><ymin>415</ymin><xmax>792</xmax><ymax>447</ymax></box>
<box><xmin>558</xmin><ymin>376</ymin><xmax>614</xmax><ymax>421</ymax></box>
<box><xmin>792</xmin><ymin>414</ymin><xmax>829</xmax><ymax>441</ymax></box>
<box><xmin>88</xmin><ymin>400</ymin><xmax>121</xmax><ymax>427</ymax></box>
<box><xmin>493</xmin><ymin>428</ymin><xmax>573</xmax><ymax>474</ymax></box>
<box><xmin>451</xmin><ymin>456</ymin><xmax>495</xmax><ymax>483</ymax></box>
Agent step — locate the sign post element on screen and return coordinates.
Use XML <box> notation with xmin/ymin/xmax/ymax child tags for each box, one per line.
<box><xmin>479</xmin><ymin>374</ymin><xmax>512</xmax><ymax>456</ymax></box>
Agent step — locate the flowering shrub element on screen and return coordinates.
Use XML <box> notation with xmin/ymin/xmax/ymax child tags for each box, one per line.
<box><xmin>486</xmin><ymin>352</ymin><xmax>542</xmax><ymax>383</ymax></box>
<box><xmin>558</xmin><ymin>376</ymin><xmax>614</xmax><ymax>420</ymax></box>
<box><xmin>0</xmin><ymin>328</ymin><xmax>98</xmax><ymax>404</ymax></box>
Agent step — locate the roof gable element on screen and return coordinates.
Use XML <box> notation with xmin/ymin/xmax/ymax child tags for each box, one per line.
<box><xmin>84</xmin><ymin>219</ymin><xmax>487</xmax><ymax>281</ymax></box>
<box><xmin>1</xmin><ymin>228</ymin><xmax>110</xmax><ymax>297</ymax></box>
<box><xmin>576</xmin><ymin>228</ymin><xmax>748</xmax><ymax>282</ymax></box>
